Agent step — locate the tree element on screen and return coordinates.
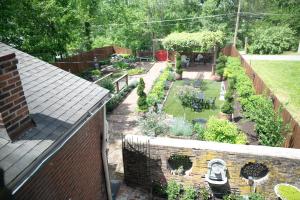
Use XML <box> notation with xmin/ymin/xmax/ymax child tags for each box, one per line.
<box><xmin>137</xmin><ymin>78</ymin><xmax>148</xmax><ymax>111</ymax></box>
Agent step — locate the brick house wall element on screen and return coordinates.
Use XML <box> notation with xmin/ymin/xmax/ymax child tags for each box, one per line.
<box><xmin>14</xmin><ymin>108</ymin><xmax>108</xmax><ymax>200</ymax></box>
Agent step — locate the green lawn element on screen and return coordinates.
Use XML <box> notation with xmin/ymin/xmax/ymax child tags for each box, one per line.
<box><xmin>251</xmin><ymin>60</ymin><xmax>300</xmax><ymax>122</ymax></box>
<box><xmin>163</xmin><ymin>80</ymin><xmax>222</xmax><ymax>121</ymax></box>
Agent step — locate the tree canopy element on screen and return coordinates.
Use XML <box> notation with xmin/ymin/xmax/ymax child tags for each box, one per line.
<box><xmin>162</xmin><ymin>31</ymin><xmax>225</xmax><ymax>52</ymax></box>
<box><xmin>0</xmin><ymin>0</ymin><xmax>299</xmax><ymax>61</ymax></box>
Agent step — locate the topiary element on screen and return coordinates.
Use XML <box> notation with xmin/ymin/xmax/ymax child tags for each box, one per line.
<box><xmin>137</xmin><ymin>78</ymin><xmax>148</xmax><ymax>111</ymax></box>
<box><xmin>176</xmin><ymin>54</ymin><xmax>183</xmax><ymax>75</ymax></box>
<box><xmin>137</xmin><ymin>78</ymin><xmax>145</xmax><ymax>96</ymax></box>
<box><xmin>224</xmin><ymin>89</ymin><xmax>234</xmax><ymax>103</ymax></box>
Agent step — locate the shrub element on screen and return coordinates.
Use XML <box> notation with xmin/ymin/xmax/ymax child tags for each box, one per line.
<box><xmin>203</xmin><ymin>117</ymin><xmax>247</xmax><ymax>144</ymax></box>
<box><xmin>216</xmin><ymin>53</ymin><xmax>227</xmax><ymax>78</ymax></box>
<box><xmin>249</xmin><ymin>193</ymin><xmax>265</xmax><ymax>200</ymax></box>
<box><xmin>113</xmin><ymin>61</ymin><xmax>130</xmax><ymax>69</ymax></box>
<box><xmin>241</xmin><ymin>95</ymin><xmax>285</xmax><ymax>146</ymax></box>
<box><xmin>199</xmin><ymin>187</ymin><xmax>210</xmax><ymax>200</ymax></box>
<box><xmin>137</xmin><ymin>78</ymin><xmax>148</xmax><ymax>111</ymax></box>
<box><xmin>127</xmin><ymin>68</ymin><xmax>145</xmax><ymax>76</ymax></box>
<box><xmin>169</xmin><ymin>117</ymin><xmax>193</xmax><ymax>137</ymax></box>
<box><xmin>99</xmin><ymin>78</ymin><xmax>115</xmax><ymax>93</ymax></box>
<box><xmin>194</xmin><ymin>123</ymin><xmax>205</xmax><ymax>140</ymax></box>
<box><xmin>224</xmin><ymin>89</ymin><xmax>234</xmax><ymax>103</ymax></box>
<box><xmin>277</xmin><ymin>184</ymin><xmax>300</xmax><ymax>200</ymax></box>
<box><xmin>223</xmin><ymin>194</ymin><xmax>244</xmax><ymax>200</ymax></box>
<box><xmin>90</xmin><ymin>69</ymin><xmax>101</xmax><ymax>77</ymax></box>
<box><xmin>139</xmin><ymin>111</ymin><xmax>169</xmax><ymax>136</ymax></box>
<box><xmin>147</xmin><ymin>67</ymin><xmax>172</xmax><ymax>106</ymax></box>
<box><xmin>175</xmin><ymin>55</ymin><xmax>183</xmax><ymax>75</ymax></box>
<box><xmin>248</xmin><ymin>26</ymin><xmax>296</xmax><ymax>54</ymax></box>
<box><xmin>106</xmin><ymin>84</ymin><xmax>136</xmax><ymax>112</ymax></box>
<box><xmin>182</xmin><ymin>186</ymin><xmax>197</xmax><ymax>200</ymax></box>
<box><xmin>221</xmin><ymin>101</ymin><xmax>233</xmax><ymax>114</ymax></box>
<box><xmin>166</xmin><ymin>181</ymin><xmax>180</xmax><ymax>200</ymax></box>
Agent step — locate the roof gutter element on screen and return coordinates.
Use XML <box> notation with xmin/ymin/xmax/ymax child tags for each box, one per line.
<box><xmin>11</xmin><ymin>94</ymin><xmax>111</xmax><ymax>198</ymax></box>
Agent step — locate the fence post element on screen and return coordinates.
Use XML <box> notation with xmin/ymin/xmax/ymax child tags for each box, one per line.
<box><xmin>125</xmin><ymin>74</ymin><xmax>128</xmax><ymax>86</ymax></box>
<box><xmin>116</xmin><ymin>81</ymin><xmax>120</xmax><ymax>93</ymax></box>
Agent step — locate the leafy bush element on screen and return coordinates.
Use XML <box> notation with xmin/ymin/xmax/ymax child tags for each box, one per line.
<box><xmin>182</xmin><ymin>186</ymin><xmax>197</xmax><ymax>200</ymax></box>
<box><xmin>241</xmin><ymin>95</ymin><xmax>285</xmax><ymax>146</ymax></box>
<box><xmin>248</xmin><ymin>26</ymin><xmax>296</xmax><ymax>54</ymax></box>
<box><xmin>225</xmin><ymin>57</ymin><xmax>287</xmax><ymax>147</ymax></box>
<box><xmin>106</xmin><ymin>84</ymin><xmax>136</xmax><ymax>112</ymax></box>
<box><xmin>113</xmin><ymin>61</ymin><xmax>130</xmax><ymax>69</ymax></box>
<box><xmin>147</xmin><ymin>67</ymin><xmax>172</xmax><ymax>106</ymax></box>
<box><xmin>249</xmin><ymin>193</ymin><xmax>265</xmax><ymax>200</ymax></box>
<box><xmin>166</xmin><ymin>181</ymin><xmax>180</xmax><ymax>200</ymax></box>
<box><xmin>203</xmin><ymin>117</ymin><xmax>247</xmax><ymax>144</ymax></box>
<box><xmin>221</xmin><ymin>101</ymin><xmax>233</xmax><ymax>114</ymax></box>
<box><xmin>194</xmin><ymin>123</ymin><xmax>205</xmax><ymax>140</ymax></box>
<box><xmin>91</xmin><ymin>69</ymin><xmax>101</xmax><ymax>77</ymax></box>
<box><xmin>199</xmin><ymin>187</ymin><xmax>210</xmax><ymax>200</ymax></box>
<box><xmin>139</xmin><ymin>111</ymin><xmax>169</xmax><ymax>136</ymax></box>
<box><xmin>137</xmin><ymin>78</ymin><xmax>148</xmax><ymax>111</ymax></box>
<box><xmin>216</xmin><ymin>53</ymin><xmax>227</xmax><ymax>78</ymax></box>
<box><xmin>225</xmin><ymin>89</ymin><xmax>234</xmax><ymax>103</ymax></box>
<box><xmin>99</xmin><ymin>78</ymin><xmax>115</xmax><ymax>93</ymax></box>
<box><xmin>277</xmin><ymin>184</ymin><xmax>300</xmax><ymax>200</ymax></box>
<box><xmin>223</xmin><ymin>194</ymin><xmax>244</xmax><ymax>200</ymax></box>
<box><xmin>176</xmin><ymin>55</ymin><xmax>183</xmax><ymax>75</ymax></box>
<box><xmin>169</xmin><ymin>117</ymin><xmax>193</xmax><ymax>137</ymax></box>
<box><xmin>127</xmin><ymin>68</ymin><xmax>145</xmax><ymax>75</ymax></box>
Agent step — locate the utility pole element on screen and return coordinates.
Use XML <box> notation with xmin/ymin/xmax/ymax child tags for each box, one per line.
<box><xmin>233</xmin><ymin>0</ymin><xmax>241</xmax><ymax>47</ymax></box>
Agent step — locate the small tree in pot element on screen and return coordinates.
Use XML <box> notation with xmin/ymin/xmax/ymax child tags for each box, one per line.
<box><xmin>175</xmin><ymin>54</ymin><xmax>183</xmax><ymax>80</ymax></box>
<box><xmin>216</xmin><ymin>53</ymin><xmax>227</xmax><ymax>81</ymax></box>
<box><xmin>221</xmin><ymin>89</ymin><xmax>234</xmax><ymax>121</ymax></box>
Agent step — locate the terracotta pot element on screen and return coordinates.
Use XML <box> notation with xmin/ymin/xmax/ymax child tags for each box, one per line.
<box><xmin>175</xmin><ymin>73</ymin><xmax>182</xmax><ymax>80</ymax></box>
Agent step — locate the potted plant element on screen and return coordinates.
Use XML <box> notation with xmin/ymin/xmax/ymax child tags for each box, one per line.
<box><xmin>175</xmin><ymin>54</ymin><xmax>183</xmax><ymax>80</ymax></box>
<box><xmin>274</xmin><ymin>183</ymin><xmax>300</xmax><ymax>200</ymax></box>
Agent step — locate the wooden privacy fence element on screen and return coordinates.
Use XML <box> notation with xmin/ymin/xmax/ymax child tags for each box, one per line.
<box><xmin>222</xmin><ymin>45</ymin><xmax>300</xmax><ymax>148</ymax></box>
<box><xmin>53</xmin><ymin>46</ymin><xmax>132</xmax><ymax>74</ymax></box>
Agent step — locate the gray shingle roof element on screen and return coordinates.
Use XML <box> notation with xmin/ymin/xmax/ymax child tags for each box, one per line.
<box><xmin>0</xmin><ymin>42</ymin><xmax>109</xmax><ymax>190</ymax></box>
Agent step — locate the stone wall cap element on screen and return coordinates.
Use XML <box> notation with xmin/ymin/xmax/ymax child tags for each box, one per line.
<box><xmin>125</xmin><ymin>134</ymin><xmax>300</xmax><ymax>160</ymax></box>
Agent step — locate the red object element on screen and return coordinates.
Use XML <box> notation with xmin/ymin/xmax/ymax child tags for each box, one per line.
<box><xmin>155</xmin><ymin>50</ymin><xmax>168</xmax><ymax>61</ymax></box>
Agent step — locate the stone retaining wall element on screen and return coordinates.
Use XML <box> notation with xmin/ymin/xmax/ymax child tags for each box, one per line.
<box><xmin>123</xmin><ymin>135</ymin><xmax>300</xmax><ymax>199</ymax></box>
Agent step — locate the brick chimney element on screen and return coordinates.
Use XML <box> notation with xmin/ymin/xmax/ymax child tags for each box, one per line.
<box><xmin>0</xmin><ymin>53</ymin><xmax>34</xmax><ymax>141</ymax></box>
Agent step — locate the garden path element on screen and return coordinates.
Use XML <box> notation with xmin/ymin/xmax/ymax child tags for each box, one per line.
<box><xmin>107</xmin><ymin>61</ymin><xmax>167</xmax><ymax>182</ymax></box>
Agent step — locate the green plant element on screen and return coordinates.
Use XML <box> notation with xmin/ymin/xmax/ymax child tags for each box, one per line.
<box><xmin>194</xmin><ymin>123</ymin><xmax>205</xmax><ymax>140</ymax></box>
<box><xmin>221</xmin><ymin>101</ymin><xmax>233</xmax><ymax>114</ymax></box>
<box><xmin>139</xmin><ymin>111</ymin><xmax>169</xmax><ymax>136</ymax></box>
<box><xmin>137</xmin><ymin>78</ymin><xmax>148</xmax><ymax>111</ymax></box>
<box><xmin>169</xmin><ymin>117</ymin><xmax>193</xmax><ymax>137</ymax></box>
<box><xmin>147</xmin><ymin>67</ymin><xmax>172</xmax><ymax>106</ymax></box>
<box><xmin>225</xmin><ymin>89</ymin><xmax>234</xmax><ymax>102</ymax></box>
<box><xmin>223</xmin><ymin>193</ymin><xmax>244</xmax><ymax>200</ymax></box>
<box><xmin>176</xmin><ymin>55</ymin><xmax>183</xmax><ymax>75</ymax></box>
<box><xmin>166</xmin><ymin>180</ymin><xmax>180</xmax><ymax>200</ymax></box>
<box><xmin>199</xmin><ymin>187</ymin><xmax>210</xmax><ymax>200</ymax></box>
<box><xmin>182</xmin><ymin>186</ymin><xmax>197</xmax><ymax>200</ymax></box>
<box><xmin>152</xmin><ymin>182</ymin><xmax>167</xmax><ymax>198</ymax></box>
<box><xmin>204</xmin><ymin>117</ymin><xmax>247</xmax><ymax>144</ymax></box>
<box><xmin>248</xmin><ymin>26</ymin><xmax>296</xmax><ymax>54</ymax></box>
<box><xmin>90</xmin><ymin>69</ymin><xmax>101</xmax><ymax>77</ymax></box>
<box><xmin>277</xmin><ymin>184</ymin><xmax>300</xmax><ymax>200</ymax></box>
<box><xmin>127</xmin><ymin>68</ymin><xmax>145</xmax><ymax>75</ymax></box>
<box><xmin>113</xmin><ymin>61</ymin><xmax>130</xmax><ymax>69</ymax></box>
<box><xmin>99</xmin><ymin>78</ymin><xmax>115</xmax><ymax>93</ymax></box>
<box><xmin>249</xmin><ymin>193</ymin><xmax>265</xmax><ymax>200</ymax></box>
<box><xmin>216</xmin><ymin>53</ymin><xmax>227</xmax><ymax>79</ymax></box>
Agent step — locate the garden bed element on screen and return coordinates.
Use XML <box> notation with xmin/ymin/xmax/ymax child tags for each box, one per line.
<box><xmin>163</xmin><ymin>80</ymin><xmax>222</xmax><ymax>121</ymax></box>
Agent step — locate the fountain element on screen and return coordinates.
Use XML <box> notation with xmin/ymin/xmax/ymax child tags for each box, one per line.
<box><xmin>205</xmin><ymin>159</ymin><xmax>228</xmax><ymax>187</ymax></box>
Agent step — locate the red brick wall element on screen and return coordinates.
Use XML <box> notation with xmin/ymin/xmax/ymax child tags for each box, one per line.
<box><xmin>0</xmin><ymin>53</ymin><xmax>33</xmax><ymax>140</ymax></box>
<box><xmin>14</xmin><ymin>108</ymin><xmax>108</xmax><ymax>200</ymax></box>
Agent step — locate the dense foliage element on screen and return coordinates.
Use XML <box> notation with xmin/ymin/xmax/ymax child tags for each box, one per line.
<box><xmin>169</xmin><ymin>117</ymin><xmax>193</xmax><ymax>137</ymax></box>
<box><xmin>139</xmin><ymin>111</ymin><xmax>169</xmax><ymax>136</ymax></box>
<box><xmin>215</xmin><ymin>53</ymin><xmax>227</xmax><ymax>79</ymax></box>
<box><xmin>99</xmin><ymin>78</ymin><xmax>115</xmax><ymax>93</ymax></box>
<box><xmin>147</xmin><ymin>67</ymin><xmax>173</xmax><ymax>106</ymax></box>
<box><xmin>137</xmin><ymin>78</ymin><xmax>148</xmax><ymax>111</ymax></box>
<box><xmin>1</xmin><ymin>0</ymin><xmax>299</xmax><ymax>61</ymax></box>
<box><xmin>166</xmin><ymin>181</ymin><xmax>180</xmax><ymax>200</ymax></box>
<box><xmin>248</xmin><ymin>26</ymin><xmax>296</xmax><ymax>54</ymax></box>
<box><xmin>225</xmin><ymin>57</ymin><xmax>287</xmax><ymax>146</ymax></box>
<box><xmin>203</xmin><ymin>117</ymin><xmax>247</xmax><ymax>144</ymax></box>
<box><xmin>162</xmin><ymin>31</ymin><xmax>225</xmax><ymax>52</ymax></box>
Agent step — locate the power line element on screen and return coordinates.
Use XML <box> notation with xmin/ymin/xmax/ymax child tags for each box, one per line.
<box><xmin>93</xmin><ymin>13</ymin><xmax>235</xmax><ymax>28</ymax></box>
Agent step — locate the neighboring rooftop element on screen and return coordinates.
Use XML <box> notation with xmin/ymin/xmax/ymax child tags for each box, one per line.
<box><xmin>0</xmin><ymin>42</ymin><xmax>109</xmax><ymax>190</ymax></box>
